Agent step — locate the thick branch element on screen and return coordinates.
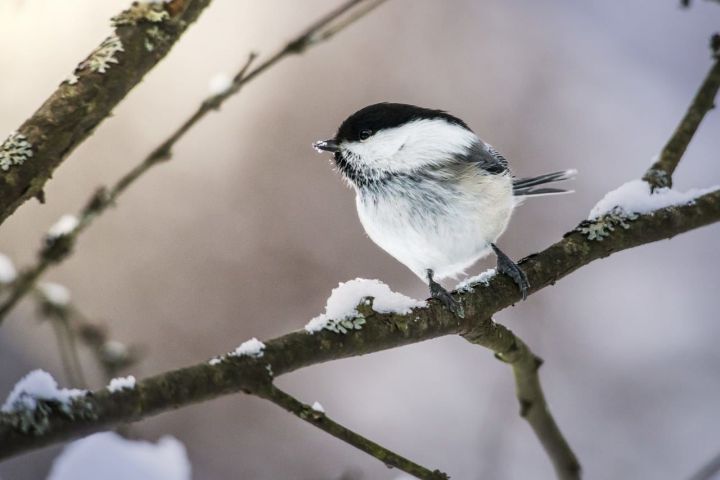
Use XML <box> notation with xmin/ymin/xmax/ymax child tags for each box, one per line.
<box><xmin>643</xmin><ymin>55</ymin><xmax>720</xmax><ymax>188</ymax></box>
<box><xmin>0</xmin><ymin>0</ymin><xmax>390</xmax><ymax>326</ymax></box>
<box><xmin>463</xmin><ymin>324</ymin><xmax>580</xmax><ymax>480</ymax></box>
<box><xmin>0</xmin><ymin>0</ymin><xmax>214</xmax><ymax>224</ymax></box>
<box><xmin>261</xmin><ymin>385</ymin><xmax>448</xmax><ymax>480</ymax></box>
<box><xmin>1</xmin><ymin>189</ymin><xmax>719</xmax><ymax>460</ymax></box>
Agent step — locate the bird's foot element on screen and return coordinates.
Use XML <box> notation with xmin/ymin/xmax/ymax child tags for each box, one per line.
<box><xmin>491</xmin><ymin>243</ymin><xmax>529</xmax><ymax>301</ymax></box>
<box><xmin>427</xmin><ymin>270</ymin><xmax>464</xmax><ymax>318</ymax></box>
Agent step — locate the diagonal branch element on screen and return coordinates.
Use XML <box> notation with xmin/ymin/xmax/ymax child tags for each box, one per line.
<box><xmin>1</xmin><ymin>189</ymin><xmax>718</xmax><ymax>461</ymax></box>
<box><xmin>642</xmin><ymin>44</ymin><xmax>720</xmax><ymax>189</ymax></box>
<box><xmin>261</xmin><ymin>385</ymin><xmax>448</xmax><ymax>480</ymax></box>
<box><xmin>0</xmin><ymin>0</ymin><xmax>215</xmax><ymax>224</ymax></box>
<box><xmin>689</xmin><ymin>450</ymin><xmax>720</xmax><ymax>480</ymax></box>
<box><xmin>0</xmin><ymin>0</ymin><xmax>390</xmax><ymax>326</ymax></box>
<box><xmin>463</xmin><ymin>322</ymin><xmax>580</xmax><ymax>480</ymax></box>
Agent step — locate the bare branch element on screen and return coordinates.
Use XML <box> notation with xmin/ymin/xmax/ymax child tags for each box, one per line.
<box><xmin>0</xmin><ymin>0</ymin><xmax>391</xmax><ymax>326</ymax></box>
<box><xmin>463</xmin><ymin>323</ymin><xmax>580</xmax><ymax>480</ymax></box>
<box><xmin>643</xmin><ymin>50</ymin><xmax>720</xmax><ymax>188</ymax></box>
<box><xmin>261</xmin><ymin>385</ymin><xmax>448</xmax><ymax>480</ymax></box>
<box><xmin>1</xmin><ymin>189</ymin><xmax>718</xmax><ymax>462</ymax></box>
<box><xmin>689</xmin><ymin>450</ymin><xmax>720</xmax><ymax>480</ymax></box>
<box><xmin>0</xmin><ymin>0</ymin><xmax>215</xmax><ymax>225</ymax></box>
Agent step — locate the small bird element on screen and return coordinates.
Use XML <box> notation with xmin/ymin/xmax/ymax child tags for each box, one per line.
<box><xmin>314</xmin><ymin>103</ymin><xmax>575</xmax><ymax>316</ymax></box>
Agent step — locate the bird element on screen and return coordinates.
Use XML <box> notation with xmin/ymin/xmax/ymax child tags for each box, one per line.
<box><xmin>313</xmin><ymin>102</ymin><xmax>575</xmax><ymax>316</ymax></box>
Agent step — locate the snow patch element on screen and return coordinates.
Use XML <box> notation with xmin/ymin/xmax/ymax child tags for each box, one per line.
<box><xmin>311</xmin><ymin>401</ymin><xmax>325</xmax><ymax>413</ymax></box>
<box><xmin>589</xmin><ymin>180</ymin><xmax>719</xmax><ymax>220</ymax></box>
<box><xmin>456</xmin><ymin>268</ymin><xmax>496</xmax><ymax>292</ymax></box>
<box><xmin>230</xmin><ymin>338</ymin><xmax>265</xmax><ymax>358</ymax></box>
<box><xmin>38</xmin><ymin>282</ymin><xmax>71</xmax><ymax>306</ymax></box>
<box><xmin>208</xmin><ymin>73</ymin><xmax>232</xmax><ymax>95</ymax></box>
<box><xmin>47</xmin><ymin>214</ymin><xmax>79</xmax><ymax>238</ymax></box>
<box><xmin>107</xmin><ymin>376</ymin><xmax>136</xmax><ymax>393</ymax></box>
<box><xmin>47</xmin><ymin>432</ymin><xmax>191</xmax><ymax>480</ymax></box>
<box><xmin>2</xmin><ymin>370</ymin><xmax>85</xmax><ymax>413</ymax></box>
<box><xmin>0</xmin><ymin>253</ymin><xmax>17</xmax><ymax>283</ymax></box>
<box><xmin>305</xmin><ymin>278</ymin><xmax>425</xmax><ymax>334</ymax></box>
<box><xmin>208</xmin><ymin>357</ymin><xmax>222</xmax><ymax>366</ymax></box>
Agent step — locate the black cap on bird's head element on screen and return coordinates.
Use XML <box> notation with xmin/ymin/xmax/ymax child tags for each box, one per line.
<box><xmin>312</xmin><ymin>102</ymin><xmax>470</xmax><ymax>153</ymax></box>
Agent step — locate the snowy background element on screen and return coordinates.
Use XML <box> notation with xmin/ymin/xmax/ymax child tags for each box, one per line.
<box><xmin>1</xmin><ymin>0</ymin><xmax>720</xmax><ymax>478</ymax></box>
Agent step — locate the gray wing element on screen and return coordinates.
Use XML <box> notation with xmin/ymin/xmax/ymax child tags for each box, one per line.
<box><xmin>454</xmin><ymin>141</ymin><xmax>509</xmax><ymax>175</ymax></box>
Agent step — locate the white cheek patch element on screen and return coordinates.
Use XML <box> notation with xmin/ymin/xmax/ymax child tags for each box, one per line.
<box><xmin>342</xmin><ymin>119</ymin><xmax>478</xmax><ymax>173</ymax></box>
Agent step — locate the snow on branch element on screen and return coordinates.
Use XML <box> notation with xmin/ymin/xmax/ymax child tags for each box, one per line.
<box><xmin>589</xmin><ymin>179</ymin><xmax>719</xmax><ymax>219</ymax></box>
<box><xmin>1</xmin><ymin>191</ymin><xmax>719</xmax><ymax>465</ymax></box>
<box><xmin>305</xmin><ymin>278</ymin><xmax>425</xmax><ymax>334</ymax></box>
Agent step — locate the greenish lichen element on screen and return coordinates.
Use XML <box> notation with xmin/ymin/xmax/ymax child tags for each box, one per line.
<box><xmin>577</xmin><ymin>207</ymin><xmax>639</xmax><ymax>241</ymax></box>
<box><xmin>323</xmin><ymin>315</ymin><xmax>366</xmax><ymax>334</ymax></box>
<box><xmin>111</xmin><ymin>2</ymin><xmax>170</xmax><ymax>27</ymax></box>
<box><xmin>3</xmin><ymin>396</ymin><xmax>95</xmax><ymax>436</ymax></box>
<box><xmin>144</xmin><ymin>25</ymin><xmax>172</xmax><ymax>52</ymax></box>
<box><xmin>81</xmin><ymin>35</ymin><xmax>124</xmax><ymax>74</ymax></box>
<box><xmin>0</xmin><ymin>132</ymin><xmax>33</xmax><ymax>171</ymax></box>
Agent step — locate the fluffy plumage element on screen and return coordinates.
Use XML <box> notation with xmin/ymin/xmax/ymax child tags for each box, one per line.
<box><xmin>315</xmin><ymin>102</ymin><xmax>574</xmax><ymax>291</ymax></box>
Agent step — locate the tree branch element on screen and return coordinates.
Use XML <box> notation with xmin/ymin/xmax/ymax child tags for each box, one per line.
<box><xmin>1</xmin><ymin>188</ymin><xmax>718</xmax><ymax>462</ymax></box>
<box><xmin>0</xmin><ymin>0</ymin><xmax>214</xmax><ymax>224</ymax></box>
<box><xmin>261</xmin><ymin>385</ymin><xmax>448</xmax><ymax>480</ymax></box>
<box><xmin>642</xmin><ymin>45</ymin><xmax>720</xmax><ymax>189</ymax></box>
<box><xmin>689</xmin><ymin>450</ymin><xmax>720</xmax><ymax>480</ymax></box>
<box><xmin>463</xmin><ymin>324</ymin><xmax>580</xmax><ymax>480</ymax></box>
<box><xmin>0</xmin><ymin>0</ymin><xmax>390</xmax><ymax>326</ymax></box>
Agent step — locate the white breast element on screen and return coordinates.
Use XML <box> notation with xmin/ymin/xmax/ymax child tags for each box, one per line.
<box><xmin>355</xmin><ymin>172</ymin><xmax>514</xmax><ymax>282</ymax></box>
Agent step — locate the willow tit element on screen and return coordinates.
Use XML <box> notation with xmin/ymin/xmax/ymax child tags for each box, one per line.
<box><xmin>314</xmin><ymin>103</ymin><xmax>575</xmax><ymax>316</ymax></box>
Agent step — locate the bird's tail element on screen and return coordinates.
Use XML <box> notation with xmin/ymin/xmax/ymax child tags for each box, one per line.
<box><xmin>512</xmin><ymin>169</ymin><xmax>577</xmax><ymax>197</ymax></box>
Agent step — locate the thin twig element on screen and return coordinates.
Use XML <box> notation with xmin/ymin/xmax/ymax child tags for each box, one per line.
<box><xmin>689</xmin><ymin>450</ymin><xmax>720</xmax><ymax>480</ymax></box>
<box><xmin>261</xmin><ymin>385</ymin><xmax>448</xmax><ymax>480</ymax></box>
<box><xmin>32</xmin><ymin>287</ymin><xmax>139</xmax><ymax>385</ymax></box>
<box><xmin>33</xmin><ymin>289</ymin><xmax>88</xmax><ymax>388</ymax></box>
<box><xmin>48</xmin><ymin>315</ymin><xmax>87</xmax><ymax>389</ymax></box>
<box><xmin>0</xmin><ymin>0</ymin><xmax>390</xmax><ymax>326</ymax></box>
<box><xmin>463</xmin><ymin>321</ymin><xmax>581</xmax><ymax>480</ymax></box>
<box><xmin>68</xmin><ymin>306</ymin><xmax>140</xmax><ymax>384</ymax></box>
<box><xmin>642</xmin><ymin>52</ymin><xmax>720</xmax><ymax>189</ymax></box>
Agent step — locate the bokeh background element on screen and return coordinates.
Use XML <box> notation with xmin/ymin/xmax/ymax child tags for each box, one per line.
<box><xmin>1</xmin><ymin>0</ymin><xmax>720</xmax><ymax>478</ymax></box>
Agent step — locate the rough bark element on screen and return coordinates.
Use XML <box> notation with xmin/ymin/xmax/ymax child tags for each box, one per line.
<box><xmin>0</xmin><ymin>0</ymin><xmax>213</xmax><ymax>224</ymax></box>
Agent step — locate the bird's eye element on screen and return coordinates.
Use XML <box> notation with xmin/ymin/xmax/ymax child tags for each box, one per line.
<box><xmin>359</xmin><ymin>129</ymin><xmax>372</xmax><ymax>141</ymax></box>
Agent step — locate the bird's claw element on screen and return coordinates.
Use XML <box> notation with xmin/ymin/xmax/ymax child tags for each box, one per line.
<box><xmin>429</xmin><ymin>281</ymin><xmax>465</xmax><ymax>318</ymax></box>
<box><xmin>492</xmin><ymin>244</ymin><xmax>530</xmax><ymax>301</ymax></box>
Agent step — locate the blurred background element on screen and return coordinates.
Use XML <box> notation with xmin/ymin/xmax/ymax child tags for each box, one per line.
<box><xmin>1</xmin><ymin>0</ymin><xmax>720</xmax><ymax>478</ymax></box>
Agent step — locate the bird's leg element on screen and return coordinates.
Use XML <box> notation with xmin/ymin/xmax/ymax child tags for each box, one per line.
<box><xmin>491</xmin><ymin>243</ymin><xmax>529</xmax><ymax>300</ymax></box>
<box><xmin>427</xmin><ymin>269</ymin><xmax>464</xmax><ymax>318</ymax></box>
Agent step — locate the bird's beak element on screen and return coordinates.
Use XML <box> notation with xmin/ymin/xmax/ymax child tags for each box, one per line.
<box><xmin>313</xmin><ymin>139</ymin><xmax>339</xmax><ymax>153</ymax></box>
